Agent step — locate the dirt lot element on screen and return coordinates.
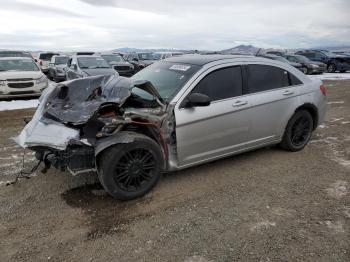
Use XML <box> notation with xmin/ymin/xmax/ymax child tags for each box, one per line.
<box><xmin>0</xmin><ymin>80</ymin><xmax>349</xmax><ymax>262</ymax></box>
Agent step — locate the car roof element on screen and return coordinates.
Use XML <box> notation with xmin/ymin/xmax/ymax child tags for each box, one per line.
<box><xmin>0</xmin><ymin>56</ymin><xmax>33</xmax><ymax>60</ymax></box>
<box><xmin>74</xmin><ymin>55</ymin><xmax>101</xmax><ymax>58</ymax></box>
<box><xmin>163</xmin><ymin>54</ymin><xmax>255</xmax><ymax>66</ymax></box>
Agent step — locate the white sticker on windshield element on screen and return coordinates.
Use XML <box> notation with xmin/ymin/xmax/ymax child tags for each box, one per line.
<box><xmin>169</xmin><ymin>64</ymin><xmax>191</xmax><ymax>71</ymax></box>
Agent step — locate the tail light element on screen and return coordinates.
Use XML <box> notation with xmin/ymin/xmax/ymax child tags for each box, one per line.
<box><xmin>320</xmin><ymin>84</ymin><xmax>327</xmax><ymax>96</ymax></box>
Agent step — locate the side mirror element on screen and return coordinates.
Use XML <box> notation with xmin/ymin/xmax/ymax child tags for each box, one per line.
<box><xmin>73</xmin><ymin>64</ymin><xmax>77</xmax><ymax>70</ymax></box>
<box><xmin>183</xmin><ymin>93</ymin><xmax>211</xmax><ymax>108</ymax></box>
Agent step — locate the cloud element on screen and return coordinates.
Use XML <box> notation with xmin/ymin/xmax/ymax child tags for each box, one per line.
<box><xmin>0</xmin><ymin>0</ymin><xmax>349</xmax><ymax>51</ymax></box>
<box><xmin>2</xmin><ymin>0</ymin><xmax>89</xmax><ymax>18</ymax></box>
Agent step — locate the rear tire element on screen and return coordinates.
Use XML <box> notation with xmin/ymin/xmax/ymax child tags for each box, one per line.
<box><xmin>327</xmin><ymin>63</ymin><xmax>336</xmax><ymax>73</ymax></box>
<box><xmin>97</xmin><ymin>133</ymin><xmax>164</xmax><ymax>200</ymax></box>
<box><xmin>280</xmin><ymin>110</ymin><xmax>313</xmax><ymax>152</ymax></box>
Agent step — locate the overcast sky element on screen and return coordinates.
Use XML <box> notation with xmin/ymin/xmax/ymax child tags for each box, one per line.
<box><xmin>1</xmin><ymin>0</ymin><xmax>349</xmax><ymax>51</ymax></box>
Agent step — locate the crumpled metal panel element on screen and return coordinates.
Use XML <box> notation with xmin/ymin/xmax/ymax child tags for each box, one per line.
<box><xmin>44</xmin><ymin>75</ymin><xmax>132</xmax><ymax>124</ymax></box>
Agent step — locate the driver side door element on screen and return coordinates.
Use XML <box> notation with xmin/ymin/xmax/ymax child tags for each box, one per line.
<box><xmin>175</xmin><ymin>65</ymin><xmax>251</xmax><ymax>168</ymax></box>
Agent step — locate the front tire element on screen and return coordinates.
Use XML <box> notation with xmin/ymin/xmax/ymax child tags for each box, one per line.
<box><xmin>98</xmin><ymin>133</ymin><xmax>164</xmax><ymax>200</ymax></box>
<box><xmin>280</xmin><ymin>110</ymin><xmax>314</xmax><ymax>152</ymax></box>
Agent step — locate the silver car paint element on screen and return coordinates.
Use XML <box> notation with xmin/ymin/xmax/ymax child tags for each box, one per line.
<box><xmin>170</xmin><ymin>57</ymin><xmax>326</xmax><ymax>169</ymax></box>
<box><xmin>16</xmin><ymin>56</ymin><xmax>326</xmax><ymax>173</ymax></box>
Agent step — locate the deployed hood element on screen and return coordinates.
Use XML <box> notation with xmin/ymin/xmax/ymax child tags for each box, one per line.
<box><xmin>0</xmin><ymin>70</ymin><xmax>43</xmax><ymax>80</ymax></box>
<box><xmin>83</xmin><ymin>68</ymin><xmax>116</xmax><ymax>76</ymax></box>
<box><xmin>43</xmin><ymin>75</ymin><xmax>164</xmax><ymax>125</ymax></box>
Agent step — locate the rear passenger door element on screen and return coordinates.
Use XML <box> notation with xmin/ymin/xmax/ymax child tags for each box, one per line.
<box><xmin>175</xmin><ymin>65</ymin><xmax>251</xmax><ymax>167</ymax></box>
<box><xmin>242</xmin><ymin>64</ymin><xmax>302</xmax><ymax>144</ymax></box>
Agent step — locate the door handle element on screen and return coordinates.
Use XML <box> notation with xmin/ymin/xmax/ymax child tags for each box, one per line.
<box><xmin>232</xmin><ymin>100</ymin><xmax>248</xmax><ymax>107</ymax></box>
<box><xmin>283</xmin><ymin>90</ymin><xmax>294</xmax><ymax>96</ymax></box>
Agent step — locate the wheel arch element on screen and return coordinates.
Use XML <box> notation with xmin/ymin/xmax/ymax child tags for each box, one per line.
<box><xmin>94</xmin><ymin>131</ymin><xmax>166</xmax><ymax>170</ymax></box>
<box><xmin>294</xmin><ymin>103</ymin><xmax>318</xmax><ymax>130</ymax></box>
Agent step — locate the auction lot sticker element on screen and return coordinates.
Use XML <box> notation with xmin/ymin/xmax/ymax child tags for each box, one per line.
<box><xmin>169</xmin><ymin>64</ymin><xmax>191</xmax><ymax>71</ymax></box>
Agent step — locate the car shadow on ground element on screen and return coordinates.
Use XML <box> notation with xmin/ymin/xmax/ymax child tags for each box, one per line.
<box><xmin>61</xmin><ymin>145</ymin><xmax>281</xmax><ymax>240</ymax></box>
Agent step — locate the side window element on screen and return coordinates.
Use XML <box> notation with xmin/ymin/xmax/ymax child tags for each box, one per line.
<box><xmin>305</xmin><ymin>52</ymin><xmax>315</xmax><ymax>59</ymax></box>
<box><xmin>289</xmin><ymin>73</ymin><xmax>302</xmax><ymax>85</ymax></box>
<box><xmin>191</xmin><ymin>66</ymin><xmax>242</xmax><ymax>101</ymax></box>
<box><xmin>314</xmin><ymin>52</ymin><xmax>325</xmax><ymax>59</ymax></box>
<box><xmin>246</xmin><ymin>64</ymin><xmax>289</xmax><ymax>94</ymax></box>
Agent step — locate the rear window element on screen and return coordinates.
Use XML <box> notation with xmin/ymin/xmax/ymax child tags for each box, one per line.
<box><xmin>246</xmin><ymin>64</ymin><xmax>290</xmax><ymax>93</ymax></box>
<box><xmin>39</xmin><ymin>53</ymin><xmax>59</xmax><ymax>60</ymax></box>
<box><xmin>0</xmin><ymin>51</ymin><xmax>32</xmax><ymax>58</ymax></box>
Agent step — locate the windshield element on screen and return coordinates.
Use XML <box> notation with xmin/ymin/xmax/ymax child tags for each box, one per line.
<box><xmin>131</xmin><ymin>62</ymin><xmax>200</xmax><ymax>100</ymax></box>
<box><xmin>138</xmin><ymin>53</ymin><xmax>157</xmax><ymax>60</ymax></box>
<box><xmin>273</xmin><ymin>56</ymin><xmax>290</xmax><ymax>63</ymax></box>
<box><xmin>0</xmin><ymin>51</ymin><xmax>32</xmax><ymax>58</ymax></box>
<box><xmin>321</xmin><ymin>51</ymin><xmax>340</xmax><ymax>57</ymax></box>
<box><xmin>101</xmin><ymin>55</ymin><xmax>124</xmax><ymax>63</ymax></box>
<box><xmin>55</xmin><ymin>57</ymin><xmax>69</xmax><ymax>65</ymax></box>
<box><xmin>294</xmin><ymin>55</ymin><xmax>310</xmax><ymax>62</ymax></box>
<box><xmin>77</xmin><ymin>57</ymin><xmax>110</xmax><ymax>69</ymax></box>
<box><xmin>39</xmin><ymin>53</ymin><xmax>59</xmax><ymax>61</ymax></box>
<box><xmin>0</xmin><ymin>59</ymin><xmax>39</xmax><ymax>72</ymax></box>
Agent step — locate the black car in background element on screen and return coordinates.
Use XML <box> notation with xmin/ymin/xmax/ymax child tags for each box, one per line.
<box><xmin>124</xmin><ymin>52</ymin><xmax>159</xmax><ymax>72</ymax></box>
<box><xmin>283</xmin><ymin>54</ymin><xmax>326</xmax><ymax>74</ymax></box>
<box><xmin>296</xmin><ymin>50</ymin><xmax>350</xmax><ymax>73</ymax></box>
<box><xmin>98</xmin><ymin>53</ymin><xmax>135</xmax><ymax>76</ymax></box>
<box><xmin>259</xmin><ymin>54</ymin><xmax>305</xmax><ymax>73</ymax></box>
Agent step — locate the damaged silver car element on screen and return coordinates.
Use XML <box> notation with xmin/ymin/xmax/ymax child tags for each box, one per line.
<box><xmin>16</xmin><ymin>55</ymin><xmax>327</xmax><ymax>200</ymax></box>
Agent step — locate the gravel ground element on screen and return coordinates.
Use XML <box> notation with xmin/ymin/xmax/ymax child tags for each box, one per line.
<box><xmin>0</xmin><ymin>80</ymin><xmax>349</xmax><ymax>262</ymax></box>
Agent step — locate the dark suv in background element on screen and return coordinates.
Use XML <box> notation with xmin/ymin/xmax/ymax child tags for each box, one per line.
<box><xmin>283</xmin><ymin>54</ymin><xmax>326</xmax><ymax>74</ymax></box>
<box><xmin>296</xmin><ymin>50</ymin><xmax>350</xmax><ymax>73</ymax></box>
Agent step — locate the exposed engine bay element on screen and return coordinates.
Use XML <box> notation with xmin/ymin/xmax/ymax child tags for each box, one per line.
<box><xmin>15</xmin><ymin>75</ymin><xmax>177</xmax><ymax>175</ymax></box>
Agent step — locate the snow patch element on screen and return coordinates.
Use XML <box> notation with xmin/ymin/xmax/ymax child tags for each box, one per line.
<box><xmin>309</xmin><ymin>72</ymin><xmax>350</xmax><ymax>80</ymax></box>
<box><xmin>327</xmin><ymin>101</ymin><xmax>345</xmax><ymax>105</ymax></box>
<box><xmin>326</xmin><ymin>180</ymin><xmax>348</xmax><ymax>199</ymax></box>
<box><xmin>250</xmin><ymin>221</ymin><xmax>276</xmax><ymax>232</ymax></box>
<box><xmin>0</xmin><ymin>99</ymin><xmax>39</xmax><ymax>111</ymax></box>
<box><xmin>324</xmin><ymin>220</ymin><xmax>345</xmax><ymax>233</ymax></box>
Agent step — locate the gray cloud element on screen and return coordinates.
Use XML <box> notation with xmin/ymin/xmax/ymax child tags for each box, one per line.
<box><xmin>0</xmin><ymin>0</ymin><xmax>349</xmax><ymax>51</ymax></box>
<box><xmin>2</xmin><ymin>0</ymin><xmax>89</xmax><ymax>18</ymax></box>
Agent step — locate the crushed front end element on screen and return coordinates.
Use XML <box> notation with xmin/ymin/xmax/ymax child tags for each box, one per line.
<box><xmin>15</xmin><ymin>75</ymin><xmax>170</xmax><ymax>176</ymax></box>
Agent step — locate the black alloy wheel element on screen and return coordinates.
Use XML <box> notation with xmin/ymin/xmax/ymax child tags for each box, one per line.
<box><xmin>280</xmin><ymin>110</ymin><xmax>313</xmax><ymax>152</ymax></box>
<box><xmin>114</xmin><ymin>148</ymin><xmax>156</xmax><ymax>192</ymax></box>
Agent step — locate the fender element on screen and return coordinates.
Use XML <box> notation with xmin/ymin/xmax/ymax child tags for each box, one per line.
<box><xmin>94</xmin><ymin>131</ymin><xmax>141</xmax><ymax>157</ymax></box>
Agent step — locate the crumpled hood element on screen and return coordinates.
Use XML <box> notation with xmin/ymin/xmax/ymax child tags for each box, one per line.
<box><xmin>43</xmin><ymin>75</ymin><xmax>164</xmax><ymax>125</ymax></box>
<box><xmin>83</xmin><ymin>68</ymin><xmax>116</xmax><ymax>76</ymax></box>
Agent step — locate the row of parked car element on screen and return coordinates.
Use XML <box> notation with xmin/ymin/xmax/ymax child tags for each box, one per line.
<box><xmin>0</xmin><ymin>48</ymin><xmax>349</xmax><ymax>99</ymax></box>
<box><xmin>42</xmin><ymin>51</ymin><xmax>184</xmax><ymax>82</ymax></box>
<box><xmin>262</xmin><ymin>49</ymin><xmax>350</xmax><ymax>74</ymax></box>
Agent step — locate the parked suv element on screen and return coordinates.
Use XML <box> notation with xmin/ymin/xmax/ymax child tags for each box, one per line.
<box><xmin>124</xmin><ymin>52</ymin><xmax>158</xmax><ymax>71</ymax></box>
<box><xmin>283</xmin><ymin>54</ymin><xmax>326</xmax><ymax>74</ymax></box>
<box><xmin>295</xmin><ymin>50</ymin><xmax>350</xmax><ymax>73</ymax></box>
<box><xmin>16</xmin><ymin>55</ymin><xmax>326</xmax><ymax>200</ymax></box>
<box><xmin>98</xmin><ymin>53</ymin><xmax>135</xmax><ymax>76</ymax></box>
<box><xmin>65</xmin><ymin>55</ymin><xmax>118</xmax><ymax>80</ymax></box>
<box><xmin>48</xmin><ymin>55</ymin><xmax>70</xmax><ymax>82</ymax></box>
<box><xmin>36</xmin><ymin>52</ymin><xmax>59</xmax><ymax>73</ymax></box>
<box><xmin>0</xmin><ymin>57</ymin><xmax>48</xmax><ymax>98</ymax></box>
